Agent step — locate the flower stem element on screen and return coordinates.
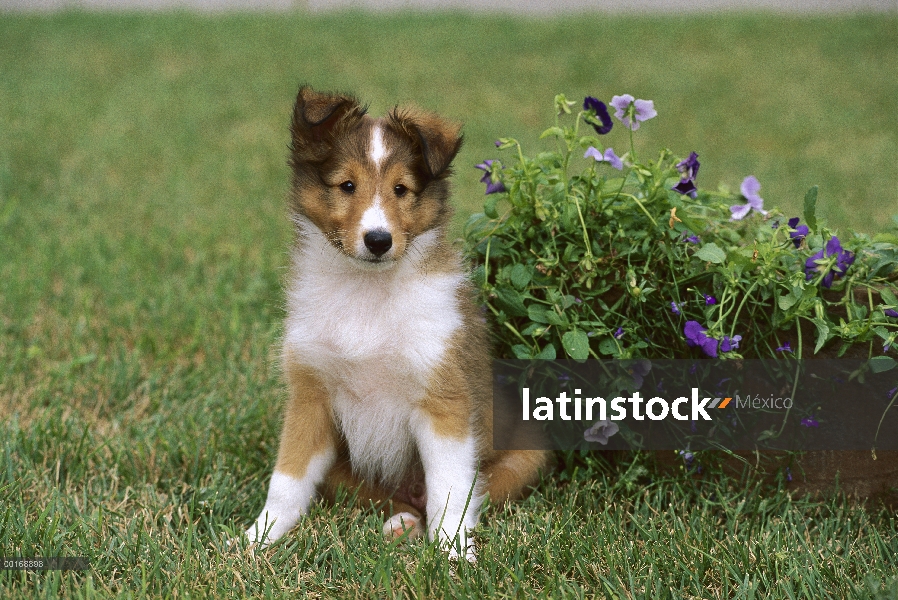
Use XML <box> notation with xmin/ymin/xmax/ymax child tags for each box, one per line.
<box><xmin>773</xmin><ymin>319</ymin><xmax>804</xmax><ymax>438</ymax></box>
<box><xmin>728</xmin><ymin>280</ymin><xmax>760</xmax><ymax>339</ymax></box>
<box><xmin>573</xmin><ymin>192</ymin><xmax>593</xmax><ymax>260</ymax></box>
<box><xmin>485</xmin><ymin>301</ymin><xmax>531</xmax><ymax>347</ymax></box>
<box><xmin>873</xmin><ymin>387</ymin><xmax>898</xmax><ymax>451</ymax></box>
<box><xmin>715</xmin><ymin>287</ymin><xmax>730</xmax><ymax>328</ymax></box>
<box><xmin>483</xmin><ymin>237</ymin><xmax>492</xmax><ymax>286</ymax></box>
<box><xmin>617</xmin><ymin>193</ymin><xmax>658</xmax><ymax>227</ymax></box>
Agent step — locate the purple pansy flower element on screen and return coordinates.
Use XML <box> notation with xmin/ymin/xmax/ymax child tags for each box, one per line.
<box><xmin>584</xmin><ymin>419</ymin><xmax>619</xmax><ymax>444</ymax></box>
<box><xmin>720</xmin><ymin>335</ymin><xmax>742</xmax><ymax>353</ymax></box>
<box><xmin>475</xmin><ymin>160</ymin><xmax>506</xmax><ymax>195</ymax></box>
<box><xmin>583</xmin><ymin>96</ymin><xmax>613</xmax><ymax>135</ymax></box>
<box><xmin>704</xmin><ymin>294</ymin><xmax>717</xmax><ymax>306</ymax></box>
<box><xmin>730</xmin><ymin>176</ymin><xmax>768</xmax><ymax>220</ymax></box>
<box><xmin>888</xmin><ymin>386</ymin><xmax>898</xmax><ymax>399</ymax></box>
<box><xmin>614</xmin><ymin>327</ymin><xmax>625</xmax><ymax>340</ymax></box>
<box><xmin>672</xmin><ymin>152</ymin><xmax>700</xmax><ymax>198</ymax></box>
<box><xmin>805</xmin><ymin>236</ymin><xmax>855</xmax><ymax>288</ymax></box>
<box><xmin>609</xmin><ymin>94</ymin><xmax>657</xmax><ymax>131</ymax></box>
<box><xmin>627</xmin><ymin>359</ymin><xmax>652</xmax><ymax>388</ymax></box>
<box><xmin>672</xmin><ymin>178</ymin><xmax>698</xmax><ymax>199</ymax></box>
<box><xmin>883</xmin><ymin>309</ymin><xmax>898</xmax><ymax>318</ymax></box>
<box><xmin>679</xmin><ymin>450</ymin><xmax>694</xmax><ymax>466</ymax></box>
<box><xmin>788</xmin><ymin>217</ymin><xmax>809</xmax><ymax>248</ymax></box>
<box><xmin>684</xmin><ymin>320</ymin><xmax>718</xmax><ymax>358</ymax></box>
<box><xmin>801</xmin><ymin>416</ymin><xmax>819</xmax><ymax>428</ymax></box>
<box><xmin>677</xmin><ymin>152</ymin><xmax>700</xmax><ymax>181</ymax></box>
<box><xmin>671</xmin><ymin>301</ymin><xmax>684</xmax><ymax>315</ymax></box>
<box><xmin>776</xmin><ymin>341</ymin><xmax>792</xmax><ymax>353</ymax></box>
<box><xmin>584</xmin><ymin>146</ymin><xmax>623</xmax><ymax>170</ymax></box>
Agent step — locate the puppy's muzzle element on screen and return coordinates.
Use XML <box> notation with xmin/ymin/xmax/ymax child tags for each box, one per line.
<box><xmin>364</xmin><ymin>229</ymin><xmax>392</xmax><ymax>257</ymax></box>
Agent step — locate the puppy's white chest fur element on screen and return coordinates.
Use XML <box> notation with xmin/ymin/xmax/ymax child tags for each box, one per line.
<box><xmin>283</xmin><ymin>221</ymin><xmax>464</xmax><ymax>483</ymax></box>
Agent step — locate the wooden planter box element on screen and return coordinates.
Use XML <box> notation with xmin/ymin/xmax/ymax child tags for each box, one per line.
<box><xmin>643</xmin><ymin>449</ymin><xmax>898</xmax><ymax>508</ymax></box>
<box><xmin>611</xmin><ymin>286</ymin><xmax>898</xmax><ymax>504</ymax></box>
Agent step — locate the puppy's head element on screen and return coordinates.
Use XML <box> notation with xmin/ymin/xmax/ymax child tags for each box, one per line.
<box><xmin>289</xmin><ymin>86</ymin><xmax>463</xmax><ymax>268</ymax></box>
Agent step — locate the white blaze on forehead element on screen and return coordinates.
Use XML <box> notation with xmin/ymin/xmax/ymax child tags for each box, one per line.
<box><xmin>369</xmin><ymin>125</ymin><xmax>388</xmax><ymax>168</ymax></box>
<box><xmin>360</xmin><ymin>195</ymin><xmax>390</xmax><ymax>232</ymax></box>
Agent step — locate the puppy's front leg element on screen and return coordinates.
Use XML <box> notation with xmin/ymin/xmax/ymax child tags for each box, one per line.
<box><xmin>412</xmin><ymin>386</ymin><xmax>482</xmax><ymax>560</ymax></box>
<box><xmin>246</xmin><ymin>364</ymin><xmax>336</xmax><ymax>546</ymax></box>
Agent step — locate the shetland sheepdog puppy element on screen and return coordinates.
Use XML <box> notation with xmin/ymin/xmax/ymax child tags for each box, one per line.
<box><xmin>243</xmin><ymin>86</ymin><xmax>548</xmax><ymax>560</ymax></box>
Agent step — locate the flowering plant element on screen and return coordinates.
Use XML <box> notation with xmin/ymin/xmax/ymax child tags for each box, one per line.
<box><xmin>463</xmin><ymin>93</ymin><xmax>898</xmax><ymax>366</ymax></box>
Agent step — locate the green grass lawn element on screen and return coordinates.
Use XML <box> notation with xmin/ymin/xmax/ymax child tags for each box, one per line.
<box><xmin>1</xmin><ymin>10</ymin><xmax>897</xmax><ymax>598</ymax></box>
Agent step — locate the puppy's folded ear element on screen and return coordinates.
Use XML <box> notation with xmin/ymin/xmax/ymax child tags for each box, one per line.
<box><xmin>388</xmin><ymin>109</ymin><xmax>463</xmax><ymax>180</ymax></box>
<box><xmin>291</xmin><ymin>86</ymin><xmax>367</xmax><ymax>164</ymax></box>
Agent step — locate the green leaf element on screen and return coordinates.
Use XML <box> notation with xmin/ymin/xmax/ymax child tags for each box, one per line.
<box><xmin>694</xmin><ymin>242</ymin><xmax>727</xmax><ymax>264</ymax></box>
<box><xmin>598</xmin><ymin>337</ymin><xmax>619</xmax><ymax>357</ymax></box>
<box><xmin>756</xmin><ymin>428</ymin><xmax>777</xmax><ymax>442</ymax></box>
<box><xmin>471</xmin><ymin>264</ymin><xmax>486</xmax><ymax>288</ymax></box>
<box><xmin>540</xmin><ymin>126</ymin><xmax>565</xmax><ymax>139</ymax></box>
<box><xmin>527</xmin><ymin>304</ymin><xmax>550</xmax><ymax>324</ymax></box>
<box><xmin>869</xmin><ymin>356</ymin><xmax>897</xmax><ymax>373</ymax></box>
<box><xmin>873</xmin><ymin>233</ymin><xmax>898</xmax><ymax>245</ymax></box>
<box><xmin>562</xmin><ymin>203</ymin><xmax>579</xmax><ymax>231</ymax></box>
<box><xmin>494</xmin><ymin>285</ymin><xmax>527</xmax><ymax>317</ymax></box>
<box><xmin>483</xmin><ymin>194</ymin><xmax>499</xmax><ymax>219</ymax></box>
<box><xmin>535</xmin><ymin>344</ymin><xmax>557</xmax><ymax>359</ymax></box>
<box><xmin>509</xmin><ymin>263</ymin><xmax>532</xmax><ymax>290</ymax></box>
<box><xmin>545</xmin><ymin>310</ymin><xmax>568</xmax><ymax>327</ymax></box>
<box><xmin>604</xmin><ymin>178</ymin><xmax>625</xmax><ymax>191</ymax></box>
<box><xmin>804</xmin><ymin>185</ymin><xmax>818</xmax><ymax>233</ymax></box>
<box><xmin>511</xmin><ymin>344</ymin><xmax>531</xmax><ymax>359</ymax></box>
<box><xmin>812</xmin><ymin>319</ymin><xmax>830</xmax><ymax>354</ymax></box>
<box><xmin>520</xmin><ymin>323</ymin><xmax>542</xmax><ymax>336</ymax></box>
<box><xmin>880</xmin><ymin>286</ymin><xmax>898</xmax><ymax>307</ymax></box>
<box><xmin>778</xmin><ymin>294</ymin><xmax>799</xmax><ymax>311</ymax></box>
<box><xmin>562</xmin><ymin>330</ymin><xmax>590</xmax><ymax>360</ymax></box>
<box><xmin>578</xmin><ymin>135</ymin><xmax>601</xmax><ymax>149</ymax></box>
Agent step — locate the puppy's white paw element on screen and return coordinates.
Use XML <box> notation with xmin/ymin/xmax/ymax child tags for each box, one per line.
<box><xmin>445</xmin><ymin>537</ymin><xmax>477</xmax><ymax>563</ymax></box>
<box><xmin>241</xmin><ymin>511</ymin><xmax>296</xmax><ymax>548</ymax></box>
<box><xmin>382</xmin><ymin>512</ymin><xmax>424</xmax><ymax>541</ymax></box>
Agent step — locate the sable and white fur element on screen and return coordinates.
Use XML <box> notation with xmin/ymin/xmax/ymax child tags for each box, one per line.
<box><xmin>244</xmin><ymin>86</ymin><xmax>548</xmax><ymax>559</ymax></box>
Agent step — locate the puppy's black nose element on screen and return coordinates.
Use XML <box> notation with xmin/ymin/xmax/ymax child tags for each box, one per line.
<box><xmin>363</xmin><ymin>229</ymin><xmax>392</xmax><ymax>257</ymax></box>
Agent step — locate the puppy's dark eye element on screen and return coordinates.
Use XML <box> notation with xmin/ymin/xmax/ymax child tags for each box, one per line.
<box><xmin>393</xmin><ymin>184</ymin><xmax>408</xmax><ymax>197</ymax></box>
<box><xmin>339</xmin><ymin>181</ymin><xmax>355</xmax><ymax>193</ymax></box>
